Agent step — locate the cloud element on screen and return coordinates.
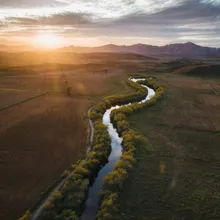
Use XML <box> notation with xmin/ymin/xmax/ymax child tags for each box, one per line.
<box><xmin>85</xmin><ymin>0</ymin><xmax>220</xmax><ymax>44</ymax></box>
<box><xmin>7</xmin><ymin>12</ymin><xmax>92</xmax><ymax>26</ymax></box>
<box><xmin>112</xmin><ymin>0</ymin><xmax>220</xmax><ymax>26</ymax></box>
<box><xmin>0</xmin><ymin>0</ymin><xmax>67</xmax><ymax>8</ymax></box>
<box><xmin>0</xmin><ymin>0</ymin><xmax>220</xmax><ymax>46</ymax></box>
<box><xmin>6</xmin><ymin>0</ymin><xmax>220</xmax><ymax>26</ymax></box>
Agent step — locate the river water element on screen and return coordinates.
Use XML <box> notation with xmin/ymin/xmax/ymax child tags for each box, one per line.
<box><xmin>81</xmin><ymin>78</ymin><xmax>155</xmax><ymax>220</ymax></box>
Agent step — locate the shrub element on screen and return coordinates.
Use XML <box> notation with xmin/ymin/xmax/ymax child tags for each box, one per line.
<box><xmin>120</xmin><ymin>152</ymin><xmax>136</xmax><ymax>164</ymax></box>
<box><xmin>19</xmin><ymin>211</ymin><xmax>32</xmax><ymax>220</ymax></box>
<box><xmin>114</xmin><ymin>160</ymin><xmax>133</xmax><ymax>171</ymax></box>
<box><xmin>75</xmin><ymin>166</ymin><xmax>90</xmax><ymax>178</ymax></box>
<box><xmin>103</xmin><ymin>168</ymin><xmax>128</xmax><ymax>191</ymax></box>
<box><xmin>55</xmin><ymin>209</ymin><xmax>79</xmax><ymax>220</ymax></box>
<box><xmin>84</xmin><ymin>159</ymin><xmax>100</xmax><ymax>172</ymax></box>
<box><xmin>113</xmin><ymin>113</ymin><xmax>127</xmax><ymax>121</ymax></box>
<box><xmin>61</xmin><ymin>170</ymin><xmax>70</xmax><ymax>178</ymax></box>
<box><xmin>97</xmin><ymin>193</ymin><xmax>118</xmax><ymax>220</ymax></box>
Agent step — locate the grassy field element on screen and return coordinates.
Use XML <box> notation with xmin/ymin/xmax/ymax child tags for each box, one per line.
<box><xmin>1</xmin><ymin>53</ymin><xmax>219</xmax><ymax>220</ymax></box>
<box><xmin>113</xmin><ymin>70</ymin><xmax>220</xmax><ymax>219</ymax></box>
<box><xmin>0</xmin><ymin>64</ymin><xmax>137</xmax><ymax>220</ymax></box>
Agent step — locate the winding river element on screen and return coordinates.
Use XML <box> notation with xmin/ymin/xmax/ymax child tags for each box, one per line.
<box><xmin>81</xmin><ymin>78</ymin><xmax>156</xmax><ymax>220</ymax></box>
<box><xmin>31</xmin><ymin>78</ymin><xmax>155</xmax><ymax>220</ymax></box>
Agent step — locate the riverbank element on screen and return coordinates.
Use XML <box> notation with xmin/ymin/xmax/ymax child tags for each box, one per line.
<box><xmin>112</xmin><ymin>72</ymin><xmax>220</xmax><ymax>220</ymax></box>
<box><xmin>97</xmin><ymin>78</ymin><xmax>164</xmax><ymax>219</ymax></box>
<box><xmin>81</xmin><ymin>78</ymin><xmax>157</xmax><ymax>219</ymax></box>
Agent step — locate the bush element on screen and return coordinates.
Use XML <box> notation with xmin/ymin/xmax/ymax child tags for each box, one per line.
<box><xmin>97</xmin><ymin>193</ymin><xmax>118</xmax><ymax>220</ymax></box>
<box><xmin>84</xmin><ymin>159</ymin><xmax>100</xmax><ymax>172</ymax></box>
<box><xmin>114</xmin><ymin>160</ymin><xmax>133</xmax><ymax>171</ymax></box>
<box><xmin>19</xmin><ymin>211</ymin><xmax>32</xmax><ymax>220</ymax></box>
<box><xmin>55</xmin><ymin>209</ymin><xmax>79</xmax><ymax>220</ymax></box>
<box><xmin>75</xmin><ymin>166</ymin><xmax>90</xmax><ymax>178</ymax></box>
<box><xmin>103</xmin><ymin>168</ymin><xmax>128</xmax><ymax>191</ymax></box>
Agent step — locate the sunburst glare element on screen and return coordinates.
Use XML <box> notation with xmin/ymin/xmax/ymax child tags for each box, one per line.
<box><xmin>33</xmin><ymin>33</ymin><xmax>62</xmax><ymax>48</ymax></box>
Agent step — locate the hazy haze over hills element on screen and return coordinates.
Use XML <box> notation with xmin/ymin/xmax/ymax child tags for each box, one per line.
<box><xmin>1</xmin><ymin>42</ymin><xmax>220</xmax><ymax>56</ymax></box>
<box><xmin>58</xmin><ymin>42</ymin><xmax>220</xmax><ymax>56</ymax></box>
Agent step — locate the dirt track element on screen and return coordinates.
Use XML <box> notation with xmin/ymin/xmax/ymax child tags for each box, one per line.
<box><xmin>31</xmin><ymin>106</ymin><xmax>95</xmax><ymax>220</ymax></box>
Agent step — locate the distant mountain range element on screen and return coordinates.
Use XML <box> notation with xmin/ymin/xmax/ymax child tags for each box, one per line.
<box><xmin>1</xmin><ymin>42</ymin><xmax>220</xmax><ymax>56</ymax></box>
<box><xmin>58</xmin><ymin>42</ymin><xmax>220</xmax><ymax>56</ymax></box>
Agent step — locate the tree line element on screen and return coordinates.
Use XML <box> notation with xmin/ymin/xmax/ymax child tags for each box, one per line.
<box><xmin>97</xmin><ymin>77</ymin><xmax>164</xmax><ymax>219</ymax></box>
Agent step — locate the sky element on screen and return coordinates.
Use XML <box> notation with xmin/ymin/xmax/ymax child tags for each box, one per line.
<box><xmin>0</xmin><ymin>0</ymin><xmax>220</xmax><ymax>48</ymax></box>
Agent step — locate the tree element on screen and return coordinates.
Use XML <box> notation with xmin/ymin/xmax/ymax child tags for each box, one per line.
<box><xmin>19</xmin><ymin>211</ymin><xmax>32</xmax><ymax>220</ymax></box>
<box><xmin>55</xmin><ymin>209</ymin><xmax>79</xmax><ymax>220</ymax></box>
<box><xmin>67</xmin><ymin>87</ymin><xmax>72</xmax><ymax>96</ymax></box>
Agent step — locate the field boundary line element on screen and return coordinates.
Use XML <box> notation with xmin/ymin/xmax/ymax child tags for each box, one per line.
<box><xmin>203</xmin><ymin>78</ymin><xmax>220</xmax><ymax>96</ymax></box>
<box><xmin>0</xmin><ymin>92</ymin><xmax>49</xmax><ymax>112</ymax></box>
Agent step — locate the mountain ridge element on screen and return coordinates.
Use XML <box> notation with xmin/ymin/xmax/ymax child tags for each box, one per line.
<box><xmin>57</xmin><ymin>42</ymin><xmax>220</xmax><ymax>56</ymax></box>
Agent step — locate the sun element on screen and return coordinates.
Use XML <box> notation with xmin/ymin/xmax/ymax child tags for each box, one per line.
<box><xmin>33</xmin><ymin>33</ymin><xmax>62</xmax><ymax>49</ymax></box>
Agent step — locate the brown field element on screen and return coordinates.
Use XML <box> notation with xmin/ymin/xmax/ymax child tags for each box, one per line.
<box><xmin>114</xmin><ymin>71</ymin><xmax>220</xmax><ymax>220</ymax></box>
<box><xmin>0</xmin><ymin>64</ymin><xmax>137</xmax><ymax>220</ymax></box>
<box><xmin>0</xmin><ymin>52</ymin><xmax>157</xmax><ymax>67</ymax></box>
